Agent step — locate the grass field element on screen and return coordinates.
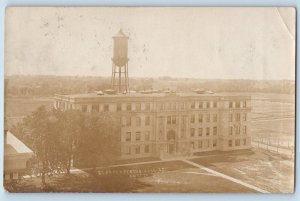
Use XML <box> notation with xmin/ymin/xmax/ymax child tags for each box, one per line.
<box><xmin>250</xmin><ymin>93</ymin><xmax>295</xmax><ymax>145</ymax></box>
<box><xmin>190</xmin><ymin>148</ymin><xmax>294</xmax><ymax>193</ymax></box>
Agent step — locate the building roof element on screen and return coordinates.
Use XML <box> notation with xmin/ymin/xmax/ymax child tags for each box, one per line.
<box><xmin>54</xmin><ymin>91</ymin><xmax>251</xmax><ymax>101</ymax></box>
<box><xmin>5</xmin><ymin>131</ymin><xmax>33</xmax><ymax>156</ymax></box>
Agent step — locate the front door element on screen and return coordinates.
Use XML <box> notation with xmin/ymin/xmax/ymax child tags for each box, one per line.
<box><xmin>168</xmin><ymin>144</ymin><xmax>174</xmax><ymax>154</ymax></box>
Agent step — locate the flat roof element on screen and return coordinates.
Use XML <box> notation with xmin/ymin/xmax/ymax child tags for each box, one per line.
<box><xmin>55</xmin><ymin>92</ymin><xmax>251</xmax><ymax>99</ymax></box>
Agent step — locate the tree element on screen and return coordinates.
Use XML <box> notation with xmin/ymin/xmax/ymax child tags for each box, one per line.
<box><xmin>22</xmin><ymin>106</ymin><xmax>61</xmax><ymax>187</ymax></box>
<box><xmin>54</xmin><ymin>109</ymin><xmax>84</xmax><ymax>175</ymax></box>
<box><xmin>12</xmin><ymin>105</ymin><xmax>122</xmax><ymax>188</ymax></box>
<box><xmin>76</xmin><ymin>112</ymin><xmax>121</xmax><ymax>172</ymax></box>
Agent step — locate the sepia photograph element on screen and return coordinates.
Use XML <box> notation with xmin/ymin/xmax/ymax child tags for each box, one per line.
<box><xmin>3</xmin><ymin>7</ymin><xmax>295</xmax><ymax>193</ymax></box>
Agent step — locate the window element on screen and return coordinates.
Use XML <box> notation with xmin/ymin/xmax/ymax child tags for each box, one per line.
<box><xmin>206</xmin><ymin>114</ymin><xmax>210</xmax><ymax>122</ymax></box>
<box><xmin>229</xmin><ymin>113</ymin><xmax>233</xmax><ymax>122</ymax></box>
<box><xmin>207</xmin><ymin>140</ymin><xmax>210</xmax><ymax>148</ymax></box>
<box><xmin>157</xmin><ymin>103</ymin><xmax>164</xmax><ymax>110</ymax></box>
<box><xmin>145</xmin><ymin>103</ymin><xmax>151</xmax><ymax>111</ymax></box>
<box><xmin>172</xmin><ymin>116</ymin><xmax>176</xmax><ymax>124</ymax></box>
<box><xmin>135</xmin><ymin>132</ymin><xmax>141</xmax><ymax>141</ymax></box>
<box><xmin>167</xmin><ymin>116</ymin><xmax>172</xmax><ymax>125</ymax></box>
<box><xmin>91</xmin><ymin>104</ymin><xmax>99</xmax><ymax>112</ymax></box>
<box><xmin>243</xmin><ymin>138</ymin><xmax>247</xmax><ymax>145</ymax></box>
<box><xmin>145</xmin><ymin>145</ymin><xmax>150</xmax><ymax>153</ymax></box>
<box><xmin>206</xmin><ymin>127</ymin><xmax>210</xmax><ymax>136</ymax></box>
<box><xmin>199</xmin><ymin>102</ymin><xmax>203</xmax><ymax>109</ymax></box>
<box><xmin>190</xmin><ymin>115</ymin><xmax>195</xmax><ymax>123</ymax></box>
<box><xmin>117</xmin><ymin>103</ymin><xmax>122</xmax><ymax>111</ymax></box>
<box><xmin>236</xmin><ymin>113</ymin><xmax>240</xmax><ymax>122</ymax></box>
<box><xmin>235</xmin><ymin>139</ymin><xmax>240</xmax><ymax>146</ymax></box>
<box><xmin>198</xmin><ymin>114</ymin><xmax>203</xmax><ymax>123</ymax></box>
<box><xmin>136</xmin><ymin>103</ymin><xmax>141</xmax><ymax>111</ymax></box>
<box><xmin>181</xmin><ymin>117</ymin><xmax>186</xmax><ymax>125</ymax></box>
<box><xmin>145</xmin><ymin>131</ymin><xmax>150</xmax><ymax>141</ymax></box>
<box><xmin>166</xmin><ymin>103</ymin><xmax>171</xmax><ymax>110</ymax></box>
<box><xmin>171</xmin><ymin>103</ymin><xmax>176</xmax><ymax>110</ymax></box>
<box><xmin>190</xmin><ymin>128</ymin><xmax>195</xmax><ymax>137</ymax></box>
<box><xmin>126</xmin><ymin>103</ymin><xmax>132</xmax><ymax>111</ymax></box>
<box><xmin>236</xmin><ymin>101</ymin><xmax>240</xmax><ymax>108</ymax></box>
<box><xmin>104</xmin><ymin>104</ymin><xmax>109</xmax><ymax>112</ymax></box>
<box><xmin>206</xmin><ymin>102</ymin><xmax>209</xmax><ymax>108</ymax></box>
<box><xmin>126</xmin><ymin>132</ymin><xmax>131</xmax><ymax>142</ymax></box>
<box><xmin>82</xmin><ymin>105</ymin><xmax>87</xmax><ymax>112</ymax></box>
<box><xmin>243</xmin><ymin>113</ymin><xmax>247</xmax><ymax>121</ymax></box>
<box><xmin>191</xmin><ymin>142</ymin><xmax>195</xmax><ymax>149</ymax></box>
<box><xmin>198</xmin><ymin>128</ymin><xmax>203</xmax><ymax>136</ymax></box>
<box><xmin>191</xmin><ymin>102</ymin><xmax>196</xmax><ymax>109</ymax></box>
<box><xmin>198</xmin><ymin>141</ymin><xmax>202</xmax><ymax>148</ymax></box>
<box><xmin>126</xmin><ymin>117</ymin><xmax>131</xmax><ymax>126</ymax></box>
<box><xmin>181</xmin><ymin>128</ymin><xmax>185</xmax><ymax>138</ymax></box>
<box><xmin>125</xmin><ymin>146</ymin><xmax>131</xmax><ymax>155</ymax></box>
<box><xmin>135</xmin><ymin>146</ymin><xmax>140</xmax><ymax>154</ymax></box>
<box><xmin>213</xmin><ymin>140</ymin><xmax>217</xmax><ymax>147</ymax></box>
<box><xmin>213</xmin><ymin>114</ymin><xmax>217</xmax><ymax>122</ymax></box>
<box><xmin>228</xmin><ymin>140</ymin><xmax>232</xmax><ymax>147</ymax></box>
<box><xmin>179</xmin><ymin>102</ymin><xmax>185</xmax><ymax>110</ymax></box>
<box><xmin>145</xmin><ymin>116</ymin><xmax>150</xmax><ymax>126</ymax></box>
<box><xmin>235</xmin><ymin>126</ymin><xmax>240</xmax><ymax>135</ymax></box>
<box><xmin>136</xmin><ymin>117</ymin><xmax>141</xmax><ymax>126</ymax></box>
<box><xmin>243</xmin><ymin>126</ymin><xmax>247</xmax><ymax>134</ymax></box>
<box><xmin>243</xmin><ymin>101</ymin><xmax>247</xmax><ymax>108</ymax></box>
<box><xmin>229</xmin><ymin>101</ymin><xmax>233</xmax><ymax>108</ymax></box>
<box><xmin>213</xmin><ymin>101</ymin><xmax>217</xmax><ymax>108</ymax></box>
<box><xmin>213</xmin><ymin>127</ymin><xmax>217</xmax><ymax>135</ymax></box>
<box><xmin>229</xmin><ymin>126</ymin><xmax>233</xmax><ymax>135</ymax></box>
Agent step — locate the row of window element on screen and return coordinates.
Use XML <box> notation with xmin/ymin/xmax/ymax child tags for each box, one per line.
<box><xmin>125</xmin><ymin>131</ymin><xmax>151</xmax><ymax>142</ymax></box>
<box><xmin>190</xmin><ymin>113</ymin><xmax>218</xmax><ymax>124</ymax></box>
<box><xmin>228</xmin><ymin>139</ymin><xmax>247</xmax><ymax>147</ymax></box>
<box><xmin>190</xmin><ymin>127</ymin><xmax>218</xmax><ymax>137</ymax></box>
<box><xmin>229</xmin><ymin>126</ymin><xmax>247</xmax><ymax>135</ymax></box>
<box><xmin>191</xmin><ymin>139</ymin><xmax>218</xmax><ymax>149</ymax></box>
<box><xmin>124</xmin><ymin>144</ymin><xmax>150</xmax><ymax>155</ymax></box>
<box><xmin>81</xmin><ymin>103</ymin><xmax>152</xmax><ymax>112</ymax></box>
<box><xmin>229</xmin><ymin>101</ymin><xmax>247</xmax><ymax>108</ymax></box>
<box><xmin>229</xmin><ymin>113</ymin><xmax>247</xmax><ymax>122</ymax></box>
<box><xmin>122</xmin><ymin>116</ymin><xmax>151</xmax><ymax>127</ymax></box>
<box><xmin>57</xmin><ymin>99</ymin><xmax>249</xmax><ymax>112</ymax></box>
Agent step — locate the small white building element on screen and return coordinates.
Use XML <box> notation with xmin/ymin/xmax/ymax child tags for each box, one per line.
<box><xmin>4</xmin><ymin>130</ymin><xmax>33</xmax><ymax>181</ymax></box>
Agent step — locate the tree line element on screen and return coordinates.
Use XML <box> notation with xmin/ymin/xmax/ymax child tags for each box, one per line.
<box><xmin>5</xmin><ymin>75</ymin><xmax>295</xmax><ymax>97</ymax></box>
<box><xmin>10</xmin><ymin>106</ymin><xmax>121</xmax><ymax>188</ymax></box>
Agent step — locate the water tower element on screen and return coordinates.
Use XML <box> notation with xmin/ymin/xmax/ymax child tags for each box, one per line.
<box><xmin>111</xmin><ymin>29</ymin><xmax>129</xmax><ymax>93</ymax></box>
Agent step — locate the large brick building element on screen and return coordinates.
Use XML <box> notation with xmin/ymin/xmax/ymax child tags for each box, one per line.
<box><xmin>54</xmin><ymin>92</ymin><xmax>251</xmax><ymax>159</ymax></box>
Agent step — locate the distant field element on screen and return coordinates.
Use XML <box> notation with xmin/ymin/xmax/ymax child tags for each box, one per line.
<box><xmin>250</xmin><ymin>93</ymin><xmax>295</xmax><ymax>143</ymax></box>
<box><xmin>5</xmin><ymin>97</ymin><xmax>53</xmax><ymax>126</ymax></box>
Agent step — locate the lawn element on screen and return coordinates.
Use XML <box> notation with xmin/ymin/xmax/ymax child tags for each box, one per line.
<box><xmin>190</xmin><ymin>148</ymin><xmax>294</xmax><ymax>193</ymax></box>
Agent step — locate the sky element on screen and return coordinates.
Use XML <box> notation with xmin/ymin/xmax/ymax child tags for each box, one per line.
<box><xmin>5</xmin><ymin>7</ymin><xmax>295</xmax><ymax>80</ymax></box>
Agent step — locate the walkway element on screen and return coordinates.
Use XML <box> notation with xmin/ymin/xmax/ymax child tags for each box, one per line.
<box><xmin>181</xmin><ymin>159</ymin><xmax>269</xmax><ymax>193</ymax></box>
